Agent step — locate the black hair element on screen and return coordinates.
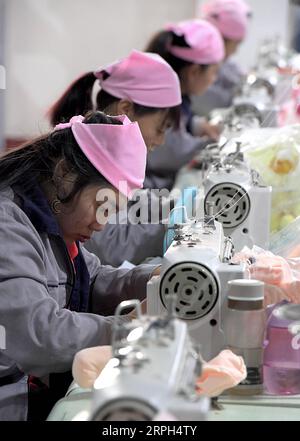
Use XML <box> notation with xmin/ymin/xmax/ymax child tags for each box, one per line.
<box><xmin>49</xmin><ymin>70</ymin><xmax>180</xmax><ymax>129</ymax></box>
<box><xmin>0</xmin><ymin>111</ymin><xmax>122</xmax><ymax>203</ymax></box>
<box><xmin>145</xmin><ymin>30</ymin><xmax>210</xmax><ymax>76</ymax></box>
<box><xmin>49</xmin><ymin>72</ymin><xmax>96</xmax><ymax>127</ymax></box>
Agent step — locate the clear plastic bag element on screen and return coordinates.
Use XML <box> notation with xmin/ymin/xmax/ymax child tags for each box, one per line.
<box><xmin>270</xmin><ymin>215</ymin><xmax>300</xmax><ymax>257</ymax></box>
<box><xmin>243</xmin><ymin>125</ymin><xmax>300</xmax><ymax>233</ymax></box>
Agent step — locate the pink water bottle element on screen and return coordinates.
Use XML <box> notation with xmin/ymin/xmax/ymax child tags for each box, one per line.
<box><xmin>263</xmin><ymin>302</ymin><xmax>300</xmax><ymax>395</ymax></box>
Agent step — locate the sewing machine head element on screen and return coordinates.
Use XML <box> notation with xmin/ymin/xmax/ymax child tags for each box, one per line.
<box><xmin>233</xmin><ymin>73</ymin><xmax>279</xmax><ymax>127</ymax></box>
<box><xmin>147</xmin><ymin>218</ymin><xmax>246</xmax><ymax>360</ymax></box>
<box><xmin>204</xmin><ymin>155</ymin><xmax>272</xmax><ymax>252</ymax></box>
<box><xmin>90</xmin><ymin>300</ymin><xmax>209</xmax><ymax>421</ymax></box>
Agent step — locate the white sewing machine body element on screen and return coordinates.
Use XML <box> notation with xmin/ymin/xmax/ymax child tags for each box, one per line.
<box><xmin>89</xmin><ymin>301</ymin><xmax>209</xmax><ymax>421</ymax></box>
<box><xmin>147</xmin><ymin>220</ymin><xmax>246</xmax><ymax>361</ymax></box>
<box><xmin>233</xmin><ymin>89</ymin><xmax>279</xmax><ymax>129</ymax></box>
<box><xmin>204</xmin><ymin>158</ymin><xmax>272</xmax><ymax>252</ymax></box>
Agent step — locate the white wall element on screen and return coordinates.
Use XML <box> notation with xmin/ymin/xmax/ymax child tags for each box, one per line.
<box><xmin>5</xmin><ymin>0</ymin><xmax>197</xmax><ymax>138</ymax></box>
<box><xmin>234</xmin><ymin>0</ymin><xmax>289</xmax><ymax>69</ymax></box>
<box><xmin>196</xmin><ymin>0</ymin><xmax>289</xmax><ymax>69</ymax></box>
<box><xmin>5</xmin><ymin>0</ymin><xmax>290</xmax><ymax>138</ymax></box>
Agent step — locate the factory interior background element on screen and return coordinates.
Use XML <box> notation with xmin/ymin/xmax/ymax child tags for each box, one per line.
<box><xmin>2</xmin><ymin>0</ymin><xmax>300</xmax><ymax>427</ymax></box>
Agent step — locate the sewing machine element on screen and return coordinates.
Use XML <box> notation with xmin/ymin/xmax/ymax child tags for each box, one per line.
<box><xmin>46</xmin><ymin>300</ymin><xmax>300</xmax><ymax>421</ymax></box>
<box><xmin>89</xmin><ymin>300</ymin><xmax>209</xmax><ymax>421</ymax></box>
<box><xmin>203</xmin><ymin>147</ymin><xmax>272</xmax><ymax>252</ymax></box>
<box><xmin>232</xmin><ymin>73</ymin><xmax>280</xmax><ymax>128</ymax></box>
<box><xmin>147</xmin><ymin>217</ymin><xmax>246</xmax><ymax>361</ymax></box>
<box><xmin>49</xmin><ymin>300</ymin><xmax>209</xmax><ymax>421</ymax></box>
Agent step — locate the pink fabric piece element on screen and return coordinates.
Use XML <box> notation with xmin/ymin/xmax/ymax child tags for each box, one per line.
<box><xmin>165</xmin><ymin>19</ymin><xmax>224</xmax><ymax>65</ymax></box>
<box><xmin>196</xmin><ymin>350</ymin><xmax>247</xmax><ymax>397</ymax></box>
<box><xmin>94</xmin><ymin>50</ymin><xmax>181</xmax><ymax>108</ymax></box>
<box><xmin>201</xmin><ymin>0</ymin><xmax>251</xmax><ymax>41</ymax></box>
<box><xmin>54</xmin><ymin>114</ymin><xmax>147</xmax><ymax>198</ymax></box>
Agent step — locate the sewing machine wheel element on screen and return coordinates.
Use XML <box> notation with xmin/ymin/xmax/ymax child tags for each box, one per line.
<box><xmin>250</xmin><ymin>78</ymin><xmax>275</xmax><ymax>97</ymax></box>
<box><xmin>233</xmin><ymin>103</ymin><xmax>263</xmax><ymax>123</ymax></box>
<box><xmin>160</xmin><ymin>262</ymin><xmax>219</xmax><ymax>320</ymax></box>
<box><xmin>204</xmin><ymin>182</ymin><xmax>250</xmax><ymax>229</ymax></box>
<box><xmin>92</xmin><ymin>399</ymin><xmax>156</xmax><ymax>421</ymax></box>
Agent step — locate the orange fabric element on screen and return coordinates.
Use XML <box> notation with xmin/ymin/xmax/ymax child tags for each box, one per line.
<box><xmin>196</xmin><ymin>350</ymin><xmax>247</xmax><ymax>397</ymax></box>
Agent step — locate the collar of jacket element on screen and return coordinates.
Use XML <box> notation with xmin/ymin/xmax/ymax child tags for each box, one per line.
<box><xmin>13</xmin><ymin>180</ymin><xmax>62</xmax><ymax>236</ymax></box>
<box><xmin>13</xmin><ymin>180</ymin><xmax>90</xmax><ymax>312</ymax></box>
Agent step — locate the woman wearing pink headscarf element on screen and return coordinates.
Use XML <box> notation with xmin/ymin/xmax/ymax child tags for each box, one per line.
<box><xmin>48</xmin><ymin>51</ymin><xmax>182</xmax><ymax>267</ymax></box>
<box><xmin>144</xmin><ymin>19</ymin><xmax>225</xmax><ymax>191</ymax></box>
<box><xmin>0</xmin><ymin>111</ymin><xmax>160</xmax><ymax>420</ymax></box>
<box><xmin>49</xmin><ymin>50</ymin><xmax>181</xmax><ymax>151</ymax></box>
<box><xmin>192</xmin><ymin>0</ymin><xmax>252</xmax><ymax>116</ymax></box>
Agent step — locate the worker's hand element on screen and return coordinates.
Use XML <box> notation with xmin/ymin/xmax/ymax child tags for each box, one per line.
<box><xmin>199</xmin><ymin>121</ymin><xmax>221</xmax><ymax>141</ymax></box>
<box><xmin>151</xmin><ymin>266</ymin><xmax>161</xmax><ymax>276</ymax></box>
<box><xmin>233</xmin><ymin>246</ymin><xmax>300</xmax><ymax>306</ymax></box>
<box><xmin>72</xmin><ymin>346</ymin><xmax>112</xmax><ymax>389</ymax></box>
<box><xmin>234</xmin><ymin>247</ymin><xmax>290</xmax><ymax>285</ymax></box>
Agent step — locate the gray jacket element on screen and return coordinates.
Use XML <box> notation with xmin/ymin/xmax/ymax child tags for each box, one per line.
<box><xmin>145</xmin><ymin>129</ymin><xmax>204</xmax><ymax>186</ymax></box>
<box><xmin>192</xmin><ymin>59</ymin><xmax>243</xmax><ymax>117</ymax></box>
<box><xmin>0</xmin><ymin>187</ymin><xmax>157</xmax><ymax>420</ymax></box>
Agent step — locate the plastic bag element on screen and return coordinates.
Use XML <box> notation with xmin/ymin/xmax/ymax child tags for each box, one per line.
<box><xmin>270</xmin><ymin>215</ymin><xmax>300</xmax><ymax>257</ymax></box>
<box><xmin>243</xmin><ymin>124</ymin><xmax>300</xmax><ymax>233</ymax></box>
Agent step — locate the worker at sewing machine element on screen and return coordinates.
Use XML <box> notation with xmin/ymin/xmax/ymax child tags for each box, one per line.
<box><xmin>48</xmin><ymin>51</ymin><xmax>182</xmax><ymax>267</ymax></box>
<box><xmin>48</xmin><ymin>22</ymin><xmax>225</xmax><ymax>268</ymax></box>
<box><xmin>0</xmin><ymin>112</ymin><xmax>163</xmax><ymax>421</ymax></box>
<box><xmin>144</xmin><ymin>19</ymin><xmax>225</xmax><ymax>192</ymax></box>
<box><xmin>192</xmin><ymin>0</ymin><xmax>252</xmax><ymax>117</ymax></box>
<box><xmin>49</xmin><ymin>51</ymin><xmax>181</xmax><ymax>153</ymax></box>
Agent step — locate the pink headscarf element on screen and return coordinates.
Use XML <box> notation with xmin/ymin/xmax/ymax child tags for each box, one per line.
<box><xmin>165</xmin><ymin>19</ymin><xmax>225</xmax><ymax>65</ymax></box>
<box><xmin>201</xmin><ymin>0</ymin><xmax>251</xmax><ymax>41</ymax></box>
<box><xmin>94</xmin><ymin>50</ymin><xmax>181</xmax><ymax>108</ymax></box>
<box><xmin>54</xmin><ymin>115</ymin><xmax>147</xmax><ymax>199</ymax></box>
